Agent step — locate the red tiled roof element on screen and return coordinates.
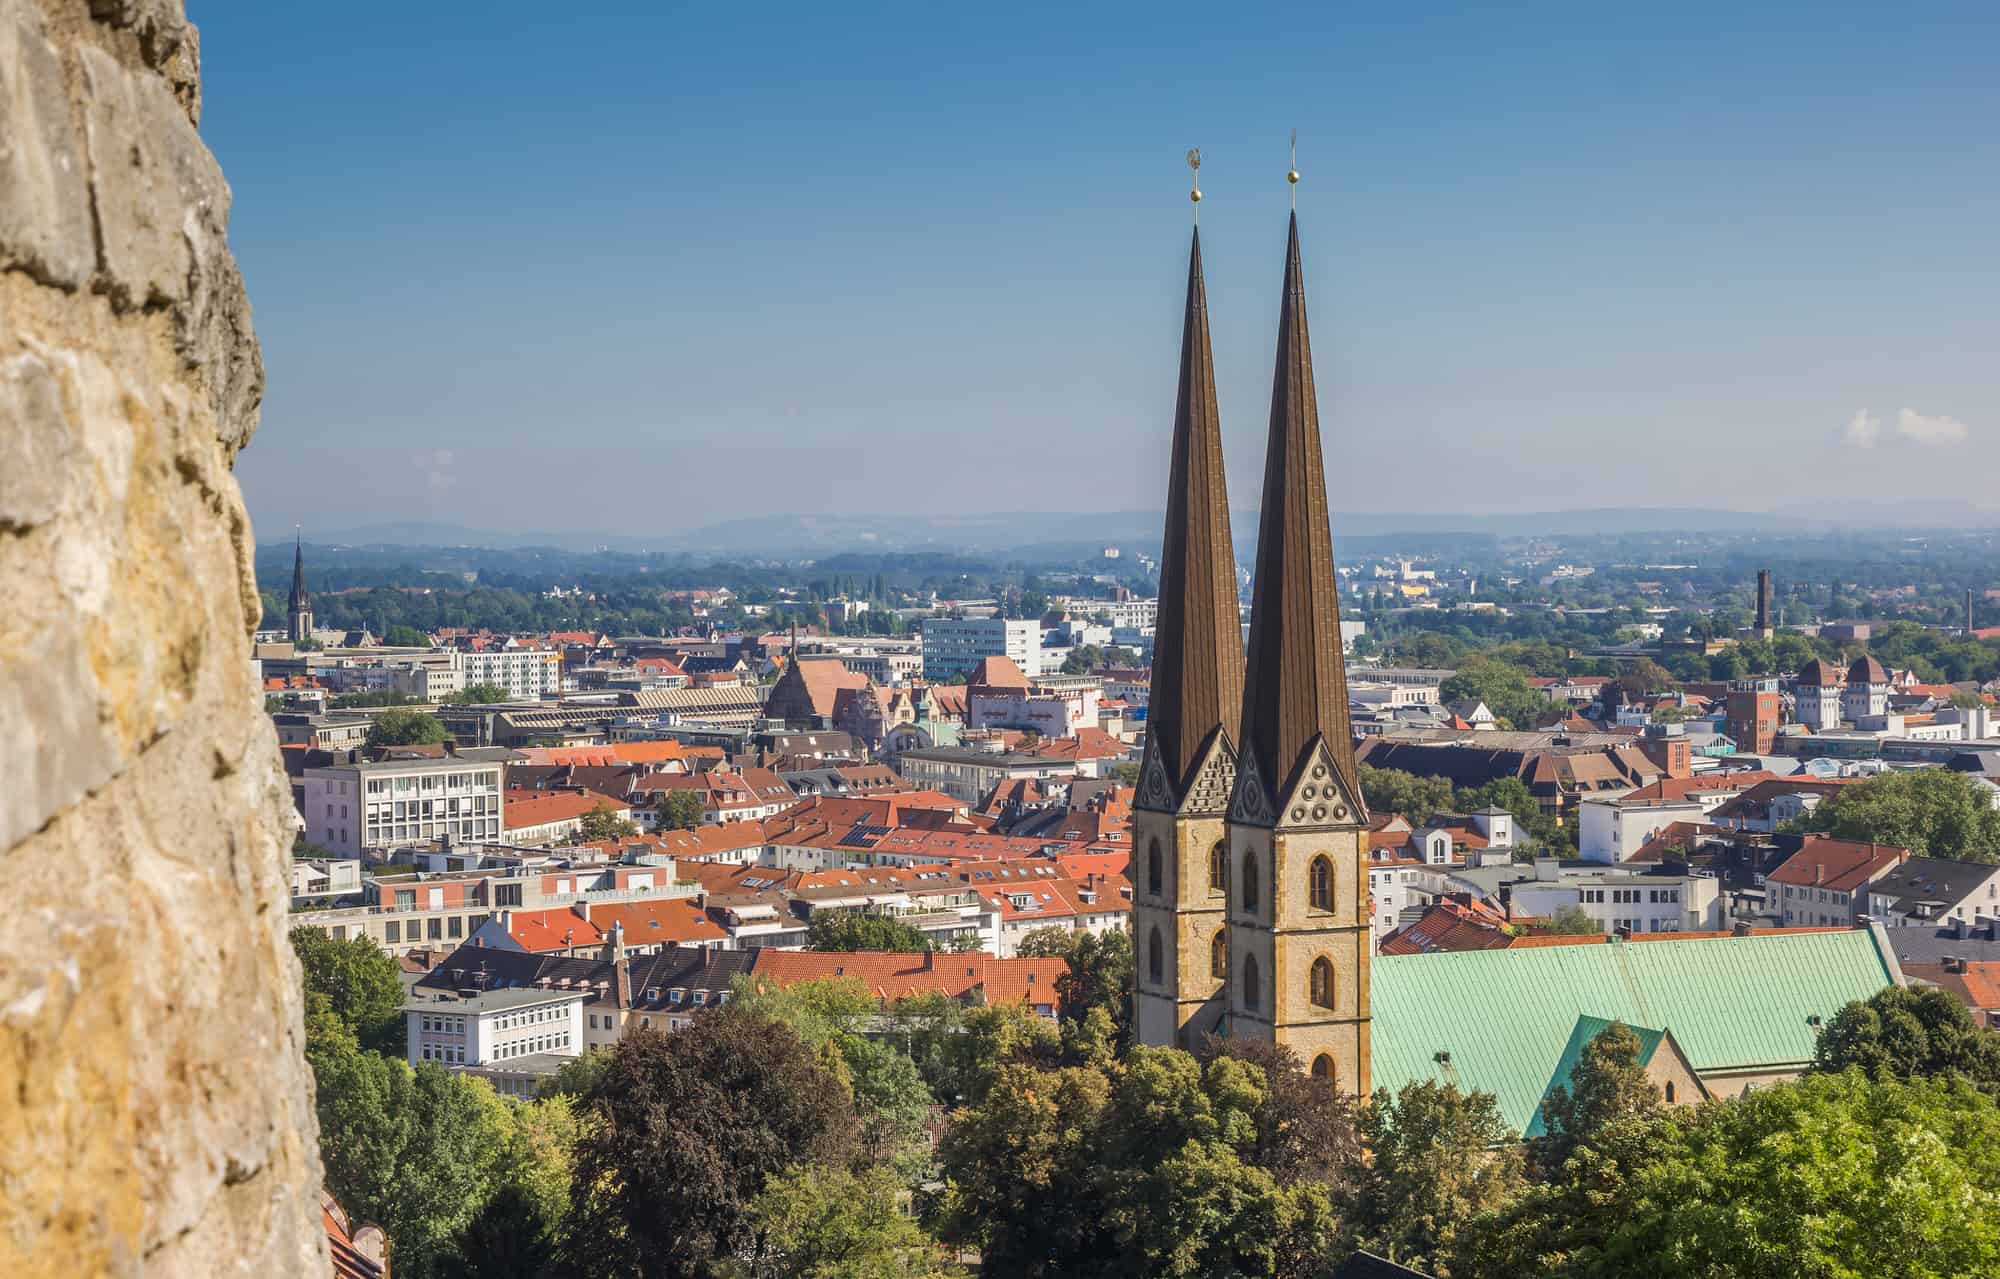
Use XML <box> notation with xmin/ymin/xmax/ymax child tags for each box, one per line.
<box><xmin>1766</xmin><ymin>835</ymin><xmax>1909</xmax><ymax>893</ymax></box>
<box><xmin>503</xmin><ymin>789</ymin><xmax>631</xmax><ymax>831</ymax></box>
<box><xmin>504</xmin><ymin>907</ymin><xmax>606</xmax><ymax>953</ymax></box>
<box><xmin>594</xmin><ymin>897</ymin><xmax>728</xmax><ymax>947</ymax></box>
<box><xmin>747</xmin><ymin>949</ymin><xmax>1066</xmax><ymax>1007</ymax></box>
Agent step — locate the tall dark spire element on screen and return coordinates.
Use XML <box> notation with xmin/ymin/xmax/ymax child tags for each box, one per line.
<box><xmin>288</xmin><ymin>531</ymin><xmax>309</xmax><ymax>612</ymax></box>
<box><xmin>1143</xmin><ymin>228</ymin><xmax>1244</xmax><ymax>809</ymax></box>
<box><xmin>1235</xmin><ymin>213</ymin><xmax>1358</xmax><ymax>815</ymax></box>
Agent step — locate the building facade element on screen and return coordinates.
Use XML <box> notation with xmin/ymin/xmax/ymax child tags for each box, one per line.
<box><xmin>921</xmin><ymin>617</ymin><xmax>1043</xmax><ymax>680</ymax></box>
<box><xmin>302</xmin><ymin>754</ymin><xmax>506</xmax><ymax>855</ymax></box>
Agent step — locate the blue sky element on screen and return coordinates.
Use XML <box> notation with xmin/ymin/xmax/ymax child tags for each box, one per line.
<box><xmin>198</xmin><ymin>1</ymin><xmax>2000</xmax><ymax>538</ymax></box>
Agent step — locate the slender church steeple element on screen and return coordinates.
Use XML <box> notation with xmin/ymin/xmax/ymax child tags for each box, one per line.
<box><xmin>1222</xmin><ymin>177</ymin><xmax>1371</xmax><ymax>1093</ymax></box>
<box><xmin>1133</xmin><ymin>152</ymin><xmax>1249</xmax><ymax>1049</ymax></box>
<box><xmin>287</xmin><ymin>531</ymin><xmax>313</xmax><ymax>645</ymax></box>
<box><xmin>1232</xmin><ymin>212</ymin><xmax>1360</xmax><ymax>820</ymax></box>
<box><xmin>1140</xmin><ymin>225</ymin><xmax>1244</xmax><ymax>809</ymax></box>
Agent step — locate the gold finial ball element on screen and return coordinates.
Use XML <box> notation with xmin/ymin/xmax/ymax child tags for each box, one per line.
<box><xmin>1190</xmin><ymin>188</ymin><xmax>1202</xmax><ymax>203</ymax></box>
<box><xmin>1288</xmin><ymin>169</ymin><xmax>1300</xmax><ymax>185</ymax></box>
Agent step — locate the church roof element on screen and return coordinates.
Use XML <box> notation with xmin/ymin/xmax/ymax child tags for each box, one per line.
<box><xmin>1236</xmin><ymin>213</ymin><xmax>1359</xmax><ymax>814</ymax></box>
<box><xmin>1144</xmin><ymin>227</ymin><xmax>1244</xmax><ymax>807</ymax></box>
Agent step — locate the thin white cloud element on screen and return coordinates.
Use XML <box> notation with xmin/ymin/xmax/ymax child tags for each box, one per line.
<box><xmin>1895</xmin><ymin>408</ymin><xmax>1968</xmax><ymax>447</ymax></box>
<box><xmin>1843</xmin><ymin>409</ymin><xmax>1882</xmax><ymax>448</ymax></box>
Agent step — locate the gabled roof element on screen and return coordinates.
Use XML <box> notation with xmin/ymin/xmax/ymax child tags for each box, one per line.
<box><xmin>502</xmin><ymin>788</ymin><xmax>631</xmax><ymax>831</ymax></box>
<box><xmin>966</xmin><ymin>654</ymin><xmax>1031</xmax><ymax>691</ymax></box>
<box><xmin>747</xmin><ymin>949</ymin><xmax>1066</xmax><ymax>1007</ymax></box>
<box><xmin>1765</xmin><ymin>836</ymin><xmax>1908</xmax><ymax>892</ymax></box>
<box><xmin>1373</xmin><ymin>929</ymin><xmax>1898</xmax><ymax>1134</ymax></box>
<box><xmin>1521</xmin><ymin>1016</ymin><xmax>1689</xmax><ymax>1138</ymax></box>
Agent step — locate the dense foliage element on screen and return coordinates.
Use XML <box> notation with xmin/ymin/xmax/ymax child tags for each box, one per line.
<box><xmin>1797</xmin><ymin>768</ymin><xmax>2000</xmax><ymax>863</ymax></box>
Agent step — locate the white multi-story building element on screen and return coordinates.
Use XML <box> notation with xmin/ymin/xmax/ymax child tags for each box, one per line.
<box><xmin>922</xmin><ymin>618</ymin><xmax>1043</xmax><ymax>680</ymax></box>
<box><xmin>404</xmin><ymin>987</ymin><xmax>586</xmax><ymax>1096</ymax></box>
<box><xmin>1511</xmin><ymin>872</ymin><xmax>1722</xmax><ymax>934</ymax></box>
<box><xmin>1577</xmin><ymin>796</ymin><xmax>1708</xmax><ymax>864</ymax></box>
<box><xmin>303</xmin><ymin>754</ymin><xmax>506</xmax><ymax>855</ymax></box>
<box><xmin>461</xmin><ymin>648</ymin><xmax>562</xmax><ymax>700</ymax></box>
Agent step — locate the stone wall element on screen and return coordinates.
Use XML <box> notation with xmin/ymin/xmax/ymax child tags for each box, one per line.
<box><xmin>1</xmin><ymin>0</ymin><xmax>325</xmax><ymax>1273</ymax></box>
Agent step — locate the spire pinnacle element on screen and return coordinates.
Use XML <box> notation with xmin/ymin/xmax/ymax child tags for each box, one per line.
<box><xmin>1187</xmin><ymin>147</ymin><xmax>1202</xmax><ymax>225</ymax></box>
<box><xmin>1142</xmin><ymin>222</ymin><xmax>1244</xmax><ymax>811</ymax></box>
<box><xmin>1233</xmin><ymin>208</ymin><xmax>1359</xmax><ymax>822</ymax></box>
<box><xmin>1287</xmin><ymin>129</ymin><xmax>1299</xmax><ymax>208</ymax></box>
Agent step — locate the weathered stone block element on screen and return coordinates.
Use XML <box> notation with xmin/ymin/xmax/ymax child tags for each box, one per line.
<box><xmin>0</xmin><ymin>3</ymin><xmax>94</xmax><ymax>287</ymax></box>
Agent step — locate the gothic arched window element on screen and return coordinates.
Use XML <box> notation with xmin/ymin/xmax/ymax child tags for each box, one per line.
<box><xmin>1311</xmin><ymin>1053</ymin><xmax>1336</xmax><ymax>1081</ymax></box>
<box><xmin>1241</xmin><ymin>850</ymin><xmax>1259</xmax><ymax>915</ymax></box>
<box><xmin>1243</xmin><ymin>953</ymin><xmax>1261</xmax><ymax>1011</ymax></box>
<box><xmin>1210</xmin><ymin>930</ymin><xmax>1228</xmax><ymax>980</ymax></box>
<box><xmin>1310</xmin><ymin>956</ymin><xmax>1335</xmax><ymax>1010</ymax></box>
<box><xmin>1147</xmin><ymin>839</ymin><xmax>1163</xmax><ymax>897</ymax></box>
<box><xmin>1309</xmin><ymin>855</ymin><xmax>1333</xmax><ymax>912</ymax></box>
<box><xmin>1209</xmin><ymin>841</ymin><xmax>1227</xmax><ymax>893</ymax></box>
<box><xmin>1147</xmin><ymin>926</ymin><xmax>1164</xmax><ymax>984</ymax></box>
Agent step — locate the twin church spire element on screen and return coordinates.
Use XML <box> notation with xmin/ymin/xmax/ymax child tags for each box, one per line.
<box><xmin>1141</xmin><ymin>187</ymin><xmax>1359</xmax><ymax>819</ymax></box>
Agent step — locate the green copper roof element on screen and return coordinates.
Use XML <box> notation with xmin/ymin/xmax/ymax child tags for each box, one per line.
<box><xmin>1373</xmin><ymin>930</ymin><xmax>1897</xmax><ymax>1135</ymax></box>
<box><xmin>1521</xmin><ymin>1016</ymin><xmax>1667</xmax><ymax>1139</ymax></box>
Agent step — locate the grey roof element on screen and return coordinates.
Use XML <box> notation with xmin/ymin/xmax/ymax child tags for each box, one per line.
<box><xmin>1877</xmin><ymin>922</ymin><xmax>2000</xmax><ymax>966</ymax></box>
<box><xmin>404</xmin><ymin>985</ymin><xmax>584</xmax><ymax>1014</ymax></box>
<box><xmin>1866</xmin><ymin>858</ymin><xmax>2000</xmax><ymax>909</ymax></box>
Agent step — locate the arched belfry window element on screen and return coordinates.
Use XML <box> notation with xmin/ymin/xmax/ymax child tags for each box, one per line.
<box><xmin>1310</xmin><ymin>956</ymin><xmax>1335</xmax><ymax>1010</ymax></box>
<box><xmin>1309</xmin><ymin>855</ymin><xmax>1333</xmax><ymax>912</ymax></box>
<box><xmin>1311</xmin><ymin>1053</ymin><xmax>1335</xmax><ymax>1080</ymax></box>
<box><xmin>1210</xmin><ymin>930</ymin><xmax>1227</xmax><ymax>980</ymax></box>
<box><xmin>1147</xmin><ymin>926</ymin><xmax>1164</xmax><ymax>983</ymax></box>
<box><xmin>1209</xmin><ymin>841</ymin><xmax>1227</xmax><ymax>893</ymax></box>
<box><xmin>1242</xmin><ymin>953</ymin><xmax>1262</xmax><ymax>1011</ymax></box>
<box><xmin>1147</xmin><ymin>839</ymin><xmax>1163</xmax><ymax>897</ymax></box>
<box><xmin>1241</xmin><ymin>851</ymin><xmax>1259</xmax><ymax>915</ymax></box>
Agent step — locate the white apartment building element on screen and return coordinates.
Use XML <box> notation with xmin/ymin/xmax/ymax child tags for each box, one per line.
<box><xmin>922</xmin><ymin>618</ymin><xmax>1043</xmax><ymax>680</ymax></box>
<box><xmin>405</xmin><ymin>987</ymin><xmax>586</xmax><ymax>1095</ymax></box>
<box><xmin>968</xmin><ymin>682</ymin><xmax>1102</xmax><ymax>737</ymax></box>
<box><xmin>1512</xmin><ymin>872</ymin><xmax>1722</xmax><ymax>934</ymax></box>
<box><xmin>303</xmin><ymin>755</ymin><xmax>505</xmax><ymax>855</ymax></box>
<box><xmin>1577</xmin><ymin>797</ymin><xmax>1709</xmax><ymax>864</ymax></box>
<box><xmin>461</xmin><ymin>648</ymin><xmax>562</xmax><ymax>700</ymax></box>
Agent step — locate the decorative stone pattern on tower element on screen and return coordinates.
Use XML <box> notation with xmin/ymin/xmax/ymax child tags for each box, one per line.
<box><xmin>1132</xmin><ymin>228</ymin><xmax>1247</xmax><ymax>1049</ymax></box>
<box><xmin>0</xmin><ymin>1</ymin><xmax>326</xmax><ymax>1272</ymax></box>
<box><xmin>288</xmin><ymin>533</ymin><xmax>313</xmax><ymax>643</ymax></box>
<box><xmin>1225</xmin><ymin>213</ymin><xmax>1373</xmax><ymax>1093</ymax></box>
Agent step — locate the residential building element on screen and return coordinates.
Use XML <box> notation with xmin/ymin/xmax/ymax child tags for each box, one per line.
<box><xmin>1863</xmin><ymin>857</ymin><xmax>2000</xmax><ymax>927</ymax></box>
<box><xmin>921</xmin><ymin>617</ymin><xmax>1044</xmax><ymax>680</ymax></box>
<box><xmin>460</xmin><ymin>647</ymin><xmax>562</xmax><ymax>701</ymax></box>
<box><xmin>1766</xmin><ymin>836</ymin><xmax>1910</xmax><ymax>926</ymax></box>
<box><xmin>894</xmin><ymin>745</ymin><xmax>1077</xmax><ymax>805</ymax></box>
<box><xmin>1725</xmin><ymin>677</ymin><xmax>1780</xmax><ymax>754</ymax></box>
<box><xmin>1577</xmin><ymin>796</ymin><xmax>1709</xmax><ymax>864</ymax></box>
<box><xmin>1794</xmin><ymin>659</ymin><xmax>1844</xmax><ymax>732</ymax></box>
<box><xmin>403</xmin><ymin>986</ymin><xmax>587</xmax><ymax>1096</ymax></box>
<box><xmin>1511</xmin><ymin>871</ymin><xmax>1723</xmax><ymax>934</ymax></box>
<box><xmin>302</xmin><ymin>750</ymin><xmax>509</xmax><ymax>855</ymax></box>
<box><xmin>502</xmin><ymin>789</ymin><xmax>633</xmax><ymax>845</ymax></box>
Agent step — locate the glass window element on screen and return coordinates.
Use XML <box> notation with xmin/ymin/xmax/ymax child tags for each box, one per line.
<box><xmin>1242</xmin><ymin>953</ymin><xmax>1261</xmax><ymax>1011</ymax></box>
<box><xmin>1240</xmin><ymin>851</ymin><xmax>1259</xmax><ymax>914</ymax></box>
<box><xmin>1210</xmin><ymin>930</ymin><xmax>1227</xmax><ymax>980</ymax></box>
<box><xmin>1147</xmin><ymin>926</ymin><xmax>1163</xmax><ymax>983</ymax></box>
<box><xmin>1209</xmin><ymin>842</ymin><xmax>1226</xmax><ymax>893</ymax></box>
<box><xmin>1310</xmin><ymin>956</ymin><xmax>1334</xmax><ymax>1010</ymax></box>
<box><xmin>1310</xmin><ymin>856</ymin><xmax>1333</xmax><ymax>912</ymax></box>
<box><xmin>1146</xmin><ymin>840</ymin><xmax>1162</xmax><ymax>897</ymax></box>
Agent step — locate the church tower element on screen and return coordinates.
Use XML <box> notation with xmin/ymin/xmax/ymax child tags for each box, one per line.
<box><xmin>287</xmin><ymin>532</ymin><xmax>313</xmax><ymax>645</ymax></box>
<box><xmin>1225</xmin><ymin>206</ymin><xmax>1372</xmax><ymax>1091</ymax></box>
<box><xmin>1132</xmin><ymin>211</ymin><xmax>1248</xmax><ymax>1049</ymax></box>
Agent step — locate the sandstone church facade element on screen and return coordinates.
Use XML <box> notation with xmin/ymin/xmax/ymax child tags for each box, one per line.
<box><xmin>1131</xmin><ymin>209</ymin><xmax>1372</xmax><ymax>1093</ymax></box>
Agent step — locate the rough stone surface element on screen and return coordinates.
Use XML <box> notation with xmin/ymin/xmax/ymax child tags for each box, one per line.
<box><xmin>0</xmin><ymin>1</ymin><xmax>326</xmax><ymax>1274</ymax></box>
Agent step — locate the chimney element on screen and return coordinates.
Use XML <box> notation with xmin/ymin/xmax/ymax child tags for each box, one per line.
<box><xmin>573</xmin><ymin>899</ymin><xmax>591</xmax><ymax>923</ymax></box>
<box><xmin>921</xmin><ymin>951</ymin><xmax>936</xmax><ymax>972</ymax></box>
<box><xmin>1732</xmin><ymin>920</ymin><xmax>1753</xmax><ymax>937</ymax></box>
<box><xmin>1815</xmin><ymin>863</ymin><xmax>1824</xmax><ymax>886</ymax></box>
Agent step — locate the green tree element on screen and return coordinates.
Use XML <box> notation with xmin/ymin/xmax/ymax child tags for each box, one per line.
<box><xmin>938</xmin><ymin>1048</ymin><xmax>1350</xmax><ymax>1279</ymax></box>
<box><xmin>1799</xmin><ymin>768</ymin><xmax>2000</xmax><ymax>862</ymax></box>
<box><xmin>292</xmin><ymin>926</ymin><xmax>406</xmax><ymax>1055</ymax></box>
<box><xmin>1541</xmin><ymin>904</ymin><xmax>1599</xmax><ymax>936</ymax></box>
<box><xmin>1014</xmin><ymin>925</ymin><xmax>1078</xmax><ymax>959</ymax></box>
<box><xmin>1360</xmin><ymin>765</ymin><xmax>1456</xmax><ymax>822</ymax></box>
<box><xmin>439</xmin><ymin>1184</ymin><xmax>556</xmax><ymax>1279</ymax></box>
<box><xmin>367</xmin><ymin>707</ymin><xmax>449</xmax><ymax>748</ymax></box>
<box><xmin>562</xmin><ymin>1018</ymin><xmax>861</xmax><ymax>1279</ymax></box>
<box><xmin>1062</xmin><ymin>645</ymin><xmax>1105</xmax><ymax>675</ymax></box>
<box><xmin>806</xmin><ymin>913</ymin><xmax>932</xmax><ymax>953</ymax></box>
<box><xmin>656</xmin><ymin>790</ymin><xmax>707</xmax><ymax>831</ymax></box>
<box><xmin>1527</xmin><ymin>1022</ymin><xmax>1658</xmax><ymax>1178</ymax></box>
<box><xmin>1107</xmin><ymin>761</ymin><xmax>1142</xmax><ymax>785</ymax></box>
<box><xmin>1812</xmin><ymin>984</ymin><xmax>2000</xmax><ymax>1095</ymax></box>
<box><xmin>453</xmin><ymin>682</ymin><xmax>510</xmax><ymax>704</ymax></box>
<box><xmin>884</xmin><ymin>993</ymin><xmax>1060</xmax><ymax>1108</ymax></box>
<box><xmin>1603</xmin><ymin>1072</ymin><xmax>2000</xmax><ymax>1278</ymax></box>
<box><xmin>389</xmin><ymin>1065</ymin><xmax>516</xmax><ymax>1278</ymax></box>
<box><xmin>536</xmin><ymin>1047</ymin><xmax>615</xmax><ymax>1100</ymax></box>
<box><xmin>739</xmin><ymin>1166</ymin><xmax>944</xmax><ymax>1279</ymax></box>
<box><xmin>1355</xmin><ymin>1080</ymin><xmax>1522</xmax><ymax>1271</ymax></box>
<box><xmin>1055</xmin><ymin>927</ymin><xmax>1134</xmax><ymax>1054</ymax></box>
<box><xmin>384</xmin><ymin>624</ymin><xmax>434</xmax><ymax>648</ymax></box>
<box><xmin>576</xmin><ymin>803</ymin><xmax>639</xmax><ymax>842</ymax></box>
<box><xmin>1439</xmin><ymin>657</ymin><xmax>1540</xmax><ymax>729</ymax></box>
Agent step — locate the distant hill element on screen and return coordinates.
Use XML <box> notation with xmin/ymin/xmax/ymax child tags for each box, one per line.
<box><xmin>307</xmin><ymin>507</ymin><xmax>1853</xmax><ymax>557</ymax></box>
